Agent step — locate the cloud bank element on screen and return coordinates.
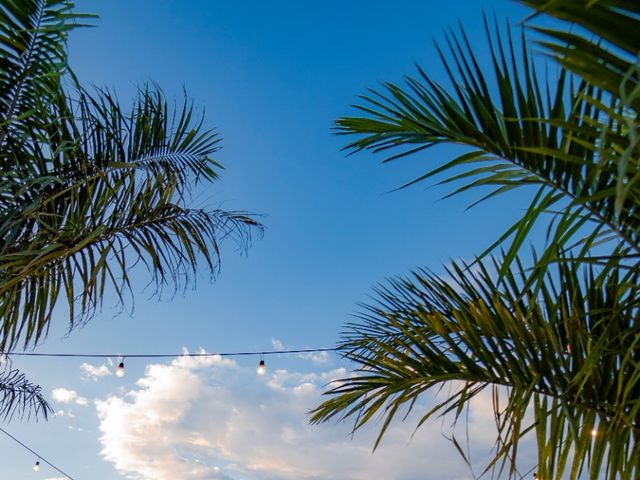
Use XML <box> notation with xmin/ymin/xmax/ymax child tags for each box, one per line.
<box><xmin>95</xmin><ymin>354</ymin><xmax>507</xmax><ymax>480</ymax></box>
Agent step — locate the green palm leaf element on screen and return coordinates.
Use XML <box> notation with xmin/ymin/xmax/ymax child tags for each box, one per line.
<box><xmin>0</xmin><ymin>0</ymin><xmax>93</xmax><ymax>144</ymax></box>
<box><xmin>519</xmin><ymin>0</ymin><xmax>640</xmax><ymax>112</ymax></box>
<box><xmin>335</xmin><ymin>18</ymin><xmax>640</xmax><ymax>271</ymax></box>
<box><xmin>316</xmin><ymin>5</ymin><xmax>640</xmax><ymax>479</ymax></box>
<box><xmin>0</xmin><ymin>85</ymin><xmax>262</xmax><ymax>351</ymax></box>
<box><xmin>519</xmin><ymin>0</ymin><xmax>640</xmax><ymax>231</ymax></box>
<box><xmin>311</xmin><ymin>256</ymin><xmax>640</xmax><ymax>479</ymax></box>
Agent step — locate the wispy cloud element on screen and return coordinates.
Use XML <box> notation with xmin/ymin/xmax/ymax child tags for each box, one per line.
<box><xmin>53</xmin><ymin>409</ymin><xmax>76</xmax><ymax>418</ymax></box>
<box><xmin>271</xmin><ymin>338</ymin><xmax>285</xmax><ymax>351</ymax></box>
<box><xmin>297</xmin><ymin>350</ymin><xmax>330</xmax><ymax>364</ymax></box>
<box><xmin>51</xmin><ymin>388</ymin><xmax>88</xmax><ymax>406</ymax></box>
<box><xmin>80</xmin><ymin>362</ymin><xmax>112</xmax><ymax>381</ymax></box>
<box><xmin>271</xmin><ymin>337</ymin><xmax>332</xmax><ymax>364</ymax></box>
<box><xmin>94</xmin><ymin>352</ymin><xmax>509</xmax><ymax>480</ymax></box>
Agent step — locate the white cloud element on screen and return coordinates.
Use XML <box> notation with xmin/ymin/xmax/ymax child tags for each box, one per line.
<box><xmin>298</xmin><ymin>350</ymin><xmax>330</xmax><ymax>364</ymax></box>
<box><xmin>271</xmin><ymin>338</ymin><xmax>285</xmax><ymax>351</ymax></box>
<box><xmin>51</xmin><ymin>388</ymin><xmax>88</xmax><ymax>406</ymax></box>
<box><xmin>94</xmin><ymin>352</ymin><xmax>524</xmax><ymax>480</ymax></box>
<box><xmin>53</xmin><ymin>409</ymin><xmax>76</xmax><ymax>418</ymax></box>
<box><xmin>80</xmin><ymin>362</ymin><xmax>112</xmax><ymax>381</ymax></box>
<box><xmin>270</xmin><ymin>338</ymin><xmax>332</xmax><ymax>364</ymax></box>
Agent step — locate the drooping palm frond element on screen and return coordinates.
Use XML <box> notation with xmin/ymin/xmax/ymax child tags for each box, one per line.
<box><xmin>335</xmin><ymin>18</ymin><xmax>640</xmax><ymax>271</ymax></box>
<box><xmin>0</xmin><ymin>360</ymin><xmax>51</xmax><ymax>421</ymax></box>
<box><xmin>0</xmin><ymin>85</ymin><xmax>263</xmax><ymax>351</ymax></box>
<box><xmin>311</xmin><ymin>256</ymin><xmax>640</xmax><ymax>479</ymax></box>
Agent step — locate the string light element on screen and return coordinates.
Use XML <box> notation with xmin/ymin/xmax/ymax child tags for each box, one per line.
<box><xmin>4</xmin><ymin>347</ymin><xmax>338</xmax><ymax>378</ymax></box>
<box><xmin>115</xmin><ymin>360</ymin><xmax>125</xmax><ymax>377</ymax></box>
<box><xmin>257</xmin><ymin>358</ymin><xmax>266</xmax><ymax>376</ymax></box>
<box><xmin>5</xmin><ymin>347</ymin><xmax>337</xmax><ymax>360</ymax></box>
<box><xmin>5</xmin><ymin>347</ymin><xmax>338</xmax><ymax>380</ymax></box>
<box><xmin>0</xmin><ymin>427</ymin><xmax>76</xmax><ymax>480</ymax></box>
<box><xmin>591</xmin><ymin>428</ymin><xmax>598</xmax><ymax>437</ymax></box>
<box><xmin>0</xmin><ymin>346</ymin><xmax>338</xmax><ymax>478</ymax></box>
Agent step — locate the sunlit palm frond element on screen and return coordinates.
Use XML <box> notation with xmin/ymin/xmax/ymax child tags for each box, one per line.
<box><xmin>311</xmin><ymin>256</ymin><xmax>640</xmax><ymax>479</ymax></box>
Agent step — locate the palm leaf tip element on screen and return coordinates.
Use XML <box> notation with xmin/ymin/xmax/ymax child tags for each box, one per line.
<box><xmin>0</xmin><ymin>363</ymin><xmax>52</xmax><ymax>422</ymax></box>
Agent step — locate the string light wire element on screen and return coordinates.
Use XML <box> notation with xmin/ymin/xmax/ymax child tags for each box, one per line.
<box><xmin>0</xmin><ymin>346</ymin><xmax>338</xmax><ymax>478</ymax></box>
<box><xmin>0</xmin><ymin>427</ymin><xmax>76</xmax><ymax>480</ymax></box>
<box><xmin>4</xmin><ymin>347</ymin><xmax>338</xmax><ymax>359</ymax></box>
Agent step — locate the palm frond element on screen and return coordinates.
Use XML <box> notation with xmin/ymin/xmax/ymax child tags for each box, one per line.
<box><xmin>51</xmin><ymin>86</ymin><xmax>222</xmax><ymax>192</ymax></box>
<box><xmin>0</xmin><ymin>85</ymin><xmax>263</xmax><ymax>352</ymax></box>
<box><xmin>0</xmin><ymin>0</ymin><xmax>93</xmax><ymax>145</ymax></box>
<box><xmin>519</xmin><ymin>0</ymin><xmax>640</xmax><ymax>112</ymax></box>
<box><xmin>335</xmin><ymin>18</ymin><xmax>640</xmax><ymax>269</ymax></box>
<box><xmin>519</xmin><ymin>0</ymin><xmax>640</xmax><ymax>232</ymax></box>
<box><xmin>311</xmin><ymin>256</ymin><xmax>640</xmax><ymax>479</ymax></box>
<box><xmin>0</xmin><ymin>360</ymin><xmax>51</xmax><ymax>421</ymax></box>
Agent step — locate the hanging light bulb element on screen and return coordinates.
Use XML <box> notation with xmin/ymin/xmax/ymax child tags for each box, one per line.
<box><xmin>33</xmin><ymin>460</ymin><xmax>40</xmax><ymax>472</ymax></box>
<box><xmin>116</xmin><ymin>360</ymin><xmax>125</xmax><ymax>377</ymax></box>
<box><xmin>257</xmin><ymin>359</ymin><xmax>266</xmax><ymax>376</ymax></box>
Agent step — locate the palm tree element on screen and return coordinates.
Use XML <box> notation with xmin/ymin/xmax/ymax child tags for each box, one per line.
<box><xmin>0</xmin><ymin>1</ymin><xmax>261</xmax><ymax>420</ymax></box>
<box><xmin>311</xmin><ymin>1</ymin><xmax>640</xmax><ymax>479</ymax></box>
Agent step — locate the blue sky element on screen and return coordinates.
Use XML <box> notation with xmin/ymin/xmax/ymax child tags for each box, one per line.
<box><xmin>1</xmin><ymin>1</ymin><xmax>543</xmax><ymax>479</ymax></box>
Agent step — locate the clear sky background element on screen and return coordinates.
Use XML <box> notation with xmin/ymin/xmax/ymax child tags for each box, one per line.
<box><xmin>1</xmin><ymin>1</ymin><xmax>545</xmax><ymax>479</ymax></box>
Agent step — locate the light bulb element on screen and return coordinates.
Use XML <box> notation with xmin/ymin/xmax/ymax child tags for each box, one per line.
<box><xmin>33</xmin><ymin>460</ymin><xmax>40</xmax><ymax>472</ymax></box>
<box><xmin>591</xmin><ymin>428</ymin><xmax>598</xmax><ymax>437</ymax></box>
<box><xmin>257</xmin><ymin>359</ymin><xmax>266</xmax><ymax>376</ymax></box>
<box><xmin>116</xmin><ymin>361</ymin><xmax>125</xmax><ymax>377</ymax></box>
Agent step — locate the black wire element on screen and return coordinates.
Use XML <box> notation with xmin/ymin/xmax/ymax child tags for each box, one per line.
<box><xmin>4</xmin><ymin>347</ymin><xmax>339</xmax><ymax>359</ymax></box>
<box><xmin>0</xmin><ymin>427</ymin><xmax>76</xmax><ymax>480</ymax></box>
